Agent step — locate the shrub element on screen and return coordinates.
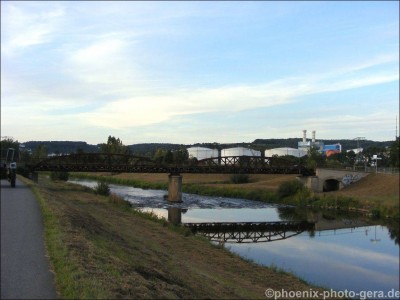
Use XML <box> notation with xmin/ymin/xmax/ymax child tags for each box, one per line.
<box><xmin>95</xmin><ymin>181</ymin><xmax>110</xmax><ymax>196</ymax></box>
<box><xmin>230</xmin><ymin>173</ymin><xmax>250</xmax><ymax>184</ymax></box>
<box><xmin>277</xmin><ymin>179</ymin><xmax>307</xmax><ymax>200</ymax></box>
<box><xmin>50</xmin><ymin>171</ymin><xmax>69</xmax><ymax>181</ymax></box>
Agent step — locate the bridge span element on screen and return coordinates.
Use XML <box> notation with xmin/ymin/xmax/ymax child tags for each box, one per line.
<box><xmin>27</xmin><ymin>153</ymin><xmax>314</xmax><ymax>202</ymax></box>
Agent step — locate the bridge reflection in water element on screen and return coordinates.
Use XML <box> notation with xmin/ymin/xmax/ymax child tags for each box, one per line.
<box><xmin>167</xmin><ymin>207</ymin><xmax>315</xmax><ymax>244</ymax></box>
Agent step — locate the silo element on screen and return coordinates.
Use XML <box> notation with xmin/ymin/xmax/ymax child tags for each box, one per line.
<box><xmin>221</xmin><ymin>147</ymin><xmax>261</xmax><ymax>157</ymax></box>
<box><xmin>187</xmin><ymin>147</ymin><xmax>218</xmax><ymax>160</ymax></box>
<box><xmin>265</xmin><ymin>147</ymin><xmax>308</xmax><ymax>157</ymax></box>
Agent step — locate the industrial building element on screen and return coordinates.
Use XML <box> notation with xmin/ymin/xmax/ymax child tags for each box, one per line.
<box><xmin>265</xmin><ymin>130</ymin><xmax>342</xmax><ymax>158</ymax></box>
<box><xmin>187</xmin><ymin>147</ymin><xmax>218</xmax><ymax>160</ymax></box>
<box><xmin>265</xmin><ymin>147</ymin><xmax>308</xmax><ymax>157</ymax></box>
<box><xmin>221</xmin><ymin>147</ymin><xmax>261</xmax><ymax>157</ymax></box>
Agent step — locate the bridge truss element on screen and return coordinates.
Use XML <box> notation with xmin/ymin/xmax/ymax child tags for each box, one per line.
<box><xmin>28</xmin><ymin>153</ymin><xmax>315</xmax><ymax>175</ymax></box>
<box><xmin>184</xmin><ymin>221</ymin><xmax>315</xmax><ymax>243</ymax></box>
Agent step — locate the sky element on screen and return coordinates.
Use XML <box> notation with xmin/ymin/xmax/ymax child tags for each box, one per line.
<box><xmin>1</xmin><ymin>1</ymin><xmax>399</xmax><ymax>145</ymax></box>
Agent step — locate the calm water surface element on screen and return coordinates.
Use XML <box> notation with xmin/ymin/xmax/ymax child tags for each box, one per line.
<box><xmin>70</xmin><ymin>179</ymin><xmax>399</xmax><ymax>296</ymax></box>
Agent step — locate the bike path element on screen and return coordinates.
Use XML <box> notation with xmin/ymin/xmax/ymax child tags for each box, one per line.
<box><xmin>1</xmin><ymin>178</ymin><xmax>57</xmax><ymax>299</ymax></box>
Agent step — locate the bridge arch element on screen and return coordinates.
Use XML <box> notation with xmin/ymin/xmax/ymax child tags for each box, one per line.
<box><xmin>323</xmin><ymin>178</ymin><xmax>341</xmax><ymax>192</ymax></box>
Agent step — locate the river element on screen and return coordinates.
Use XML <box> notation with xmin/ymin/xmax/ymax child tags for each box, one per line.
<box><xmin>69</xmin><ymin>179</ymin><xmax>399</xmax><ymax>297</ymax></box>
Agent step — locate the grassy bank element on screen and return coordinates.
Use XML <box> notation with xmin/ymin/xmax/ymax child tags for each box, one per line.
<box><xmin>70</xmin><ymin>172</ymin><xmax>399</xmax><ymax>218</ymax></box>
<box><xmin>20</xmin><ymin>175</ymin><xmax>321</xmax><ymax>299</ymax></box>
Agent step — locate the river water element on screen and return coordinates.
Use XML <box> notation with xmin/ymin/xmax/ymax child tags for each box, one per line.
<box><xmin>69</xmin><ymin>179</ymin><xmax>399</xmax><ymax>297</ymax></box>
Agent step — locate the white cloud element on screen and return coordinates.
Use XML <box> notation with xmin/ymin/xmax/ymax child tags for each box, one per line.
<box><xmin>1</xmin><ymin>3</ymin><xmax>65</xmax><ymax>55</ymax></box>
<box><xmin>75</xmin><ymin>62</ymin><xmax>398</xmax><ymax>130</ymax></box>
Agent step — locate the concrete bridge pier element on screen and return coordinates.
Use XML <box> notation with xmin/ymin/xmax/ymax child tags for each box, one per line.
<box><xmin>167</xmin><ymin>174</ymin><xmax>182</xmax><ymax>202</ymax></box>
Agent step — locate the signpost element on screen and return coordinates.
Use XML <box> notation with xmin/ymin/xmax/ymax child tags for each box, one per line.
<box><xmin>371</xmin><ymin>155</ymin><xmax>382</xmax><ymax>173</ymax></box>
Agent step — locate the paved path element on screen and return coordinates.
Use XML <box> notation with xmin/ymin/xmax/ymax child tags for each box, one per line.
<box><xmin>1</xmin><ymin>178</ymin><xmax>57</xmax><ymax>299</ymax></box>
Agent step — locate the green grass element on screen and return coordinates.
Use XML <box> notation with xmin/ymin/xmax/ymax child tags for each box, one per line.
<box><xmin>23</xmin><ymin>178</ymin><xmax>112</xmax><ymax>298</ymax></box>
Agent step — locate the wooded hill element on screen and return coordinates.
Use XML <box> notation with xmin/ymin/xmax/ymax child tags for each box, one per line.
<box><xmin>21</xmin><ymin>138</ymin><xmax>394</xmax><ymax>156</ymax></box>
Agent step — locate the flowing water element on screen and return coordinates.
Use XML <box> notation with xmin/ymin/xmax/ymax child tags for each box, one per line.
<box><xmin>70</xmin><ymin>179</ymin><xmax>399</xmax><ymax>297</ymax></box>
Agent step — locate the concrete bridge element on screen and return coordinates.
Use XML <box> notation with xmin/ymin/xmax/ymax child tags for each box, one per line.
<box><xmin>298</xmin><ymin>168</ymin><xmax>370</xmax><ymax>192</ymax></box>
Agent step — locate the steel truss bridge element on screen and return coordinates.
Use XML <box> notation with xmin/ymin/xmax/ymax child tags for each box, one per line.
<box><xmin>184</xmin><ymin>221</ymin><xmax>315</xmax><ymax>243</ymax></box>
<box><xmin>28</xmin><ymin>153</ymin><xmax>314</xmax><ymax>175</ymax></box>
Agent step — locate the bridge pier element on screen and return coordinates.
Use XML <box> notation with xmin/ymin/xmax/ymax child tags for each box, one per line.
<box><xmin>167</xmin><ymin>174</ymin><xmax>182</xmax><ymax>202</ymax></box>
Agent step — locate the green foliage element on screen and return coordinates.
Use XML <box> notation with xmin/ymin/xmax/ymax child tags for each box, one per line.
<box><xmin>100</xmin><ymin>136</ymin><xmax>130</xmax><ymax>155</ymax></box>
<box><xmin>230</xmin><ymin>173</ymin><xmax>250</xmax><ymax>184</ymax></box>
<box><xmin>277</xmin><ymin>180</ymin><xmax>303</xmax><ymax>199</ymax></box>
<box><xmin>389</xmin><ymin>138</ymin><xmax>399</xmax><ymax>168</ymax></box>
<box><xmin>153</xmin><ymin>147</ymin><xmax>189</xmax><ymax>164</ymax></box>
<box><xmin>277</xmin><ymin>180</ymin><xmax>309</xmax><ymax>200</ymax></box>
<box><xmin>32</xmin><ymin>144</ymin><xmax>48</xmax><ymax>162</ymax></box>
<box><xmin>0</xmin><ymin>138</ymin><xmax>20</xmax><ymax>161</ymax></box>
<box><xmin>50</xmin><ymin>171</ymin><xmax>69</xmax><ymax>181</ymax></box>
<box><xmin>95</xmin><ymin>181</ymin><xmax>110</xmax><ymax>196</ymax></box>
<box><xmin>306</xmin><ymin>146</ymin><xmax>325</xmax><ymax>169</ymax></box>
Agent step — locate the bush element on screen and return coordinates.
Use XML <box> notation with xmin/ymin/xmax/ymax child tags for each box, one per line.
<box><xmin>50</xmin><ymin>171</ymin><xmax>69</xmax><ymax>181</ymax></box>
<box><xmin>95</xmin><ymin>181</ymin><xmax>110</xmax><ymax>196</ymax></box>
<box><xmin>277</xmin><ymin>179</ymin><xmax>307</xmax><ymax>200</ymax></box>
<box><xmin>230</xmin><ymin>173</ymin><xmax>250</xmax><ymax>184</ymax></box>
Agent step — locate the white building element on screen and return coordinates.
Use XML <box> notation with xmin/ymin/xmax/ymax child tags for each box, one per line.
<box><xmin>347</xmin><ymin>148</ymin><xmax>363</xmax><ymax>154</ymax></box>
<box><xmin>187</xmin><ymin>147</ymin><xmax>219</xmax><ymax>161</ymax></box>
<box><xmin>265</xmin><ymin>147</ymin><xmax>308</xmax><ymax>157</ymax></box>
<box><xmin>221</xmin><ymin>147</ymin><xmax>261</xmax><ymax>157</ymax></box>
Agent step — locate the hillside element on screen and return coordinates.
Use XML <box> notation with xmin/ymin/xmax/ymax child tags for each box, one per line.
<box><xmin>331</xmin><ymin>173</ymin><xmax>399</xmax><ymax>201</ymax></box>
<box><xmin>20</xmin><ymin>138</ymin><xmax>394</xmax><ymax>155</ymax></box>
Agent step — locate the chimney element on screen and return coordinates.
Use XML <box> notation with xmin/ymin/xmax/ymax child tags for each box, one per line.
<box><xmin>312</xmin><ymin>131</ymin><xmax>316</xmax><ymax>143</ymax></box>
<box><xmin>303</xmin><ymin>130</ymin><xmax>307</xmax><ymax>143</ymax></box>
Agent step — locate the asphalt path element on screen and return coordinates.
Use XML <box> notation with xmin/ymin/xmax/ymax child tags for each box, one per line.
<box><xmin>1</xmin><ymin>178</ymin><xmax>57</xmax><ymax>299</ymax></box>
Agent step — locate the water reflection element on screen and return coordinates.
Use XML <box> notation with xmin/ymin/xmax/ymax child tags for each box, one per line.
<box><xmin>167</xmin><ymin>208</ymin><xmax>315</xmax><ymax>243</ymax></box>
<box><xmin>228</xmin><ymin>225</ymin><xmax>399</xmax><ymax>294</ymax></box>
<box><xmin>167</xmin><ymin>207</ymin><xmax>186</xmax><ymax>225</ymax></box>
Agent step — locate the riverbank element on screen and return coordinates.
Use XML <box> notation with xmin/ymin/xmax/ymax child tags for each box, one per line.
<box><xmin>70</xmin><ymin>172</ymin><xmax>399</xmax><ymax>218</ymax></box>
<box><xmin>20</xmin><ymin>175</ymin><xmax>322</xmax><ymax>299</ymax></box>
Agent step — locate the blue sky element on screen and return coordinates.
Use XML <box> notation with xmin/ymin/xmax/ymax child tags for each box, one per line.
<box><xmin>1</xmin><ymin>1</ymin><xmax>399</xmax><ymax>144</ymax></box>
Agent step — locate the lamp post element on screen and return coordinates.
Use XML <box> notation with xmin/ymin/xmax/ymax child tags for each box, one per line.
<box><xmin>370</xmin><ymin>226</ymin><xmax>381</xmax><ymax>244</ymax></box>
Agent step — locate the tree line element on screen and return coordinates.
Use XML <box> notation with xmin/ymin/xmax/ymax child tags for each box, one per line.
<box><xmin>1</xmin><ymin>136</ymin><xmax>399</xmax><ymax>168</ymax></box>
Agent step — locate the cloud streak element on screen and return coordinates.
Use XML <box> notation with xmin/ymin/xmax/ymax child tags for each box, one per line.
<box><xmin>1</xmin><ymin>1</ymin><xmax>398</xmax><ymax>143</ymax></box>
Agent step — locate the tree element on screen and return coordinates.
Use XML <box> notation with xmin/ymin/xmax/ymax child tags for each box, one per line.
<box><xmin>173</xmin><ymin>148</ymin><xmax>189</xmax><ymax>164</ymax></box>
<box><xmin>306</xmin><ymin>146</ymin><xmax>325</xmax><ymax>169</ymax></box>
<box><xmin>0</xmin><ymin>138</ymin><xmax>20</xmax><ymax>161</ymax></box>
<box><xmin>100</xmin><ymin>136</ymin><xmax>130</xmax><ymax>155</ymax></box>
<box><xmin>389</xmin><ymin>138</ymin><xmax>399</xmax><ymax>168</ymax></box>
<box><xmin>164</xmin><ymin>150</ymin><xmax>174</xmax><ymax>164</ymax></box>
<box><xmin>31</xmin><ymin>144</ymin><xmax>48</xmax><ymax>162</ymax></box>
